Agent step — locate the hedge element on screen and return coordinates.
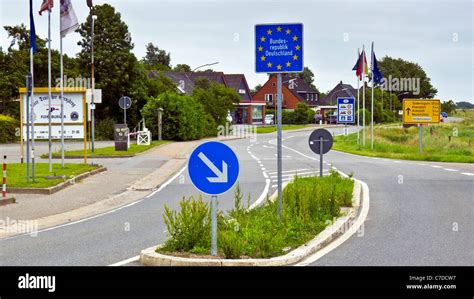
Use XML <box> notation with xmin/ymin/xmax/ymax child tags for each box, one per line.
<box><xmin>0</xmin><ymin>114</ymin><xmax>19</xmax><ymax>143</ymax></box>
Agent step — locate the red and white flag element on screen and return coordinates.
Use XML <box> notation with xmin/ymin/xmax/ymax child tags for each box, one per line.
<box><xmin>39</xmin><ymin>0</ymin><xmax>54</xmax><ymax>15</ymax></box>
<box><xmin>60</xmin><ymin>0</ymin><xmax>79</xmax><ymax>37</ymax></box>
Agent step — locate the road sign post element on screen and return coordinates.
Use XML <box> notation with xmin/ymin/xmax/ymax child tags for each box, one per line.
<box><xmin>337</xmin><ymin>97</ymin><xmax>355</xmax><ymax>138</ymax></box>
<box><xmin>308</xmin><ymin>129</ymin><xmax>333</xmax><ymax>177</ymax></box>
<box><xmin>188</xmin><ymin>141</ymin><xmax>239</xmax><ymax>256</ymax></box>
<box><xmin>119</xmin><ymin>96</ymin><xmax>132</xmax><ymax>125</ymax></box>
<box><xmin>256</xmin><ymin>23</ymin><xmax>303</xmax><ymax>219</ymax></box>
<box><xmin>403</xmin><ymin>99</ymin><xmax>440</xmax><ymax>154</ymax></box>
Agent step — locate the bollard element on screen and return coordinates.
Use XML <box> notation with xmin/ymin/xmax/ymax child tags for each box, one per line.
<box><xmin>2</xmin><ymin>155</ymin><xmax>6</xmax><ymax>198</ymax></box>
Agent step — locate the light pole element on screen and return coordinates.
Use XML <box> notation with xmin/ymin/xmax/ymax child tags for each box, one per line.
<box><xmin>397</xmin><ymin>92</ymin><xmax>409</xmax><ymax>122</ymax></box>
<box><xmin>157</xmin><ymin>107</ymin><xmax>163</xmax><ymax>141</ymax></box>
<box><xmin>191</xmin><ymin>62</ymin><xmax>219</xmax><ymax>72</ymax></box>
<box><xmin>91</xmin><ymin>14</ymin><xmax>97</xmax><ymax>152</ymax></box>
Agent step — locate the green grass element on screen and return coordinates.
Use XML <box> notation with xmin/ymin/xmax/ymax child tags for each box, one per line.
<box><xmin>333</xmin><ymin>119</ymin><xmax>474</xmax><ymax>163</ymax></box>
<box><xmin>42</xmin><ymin>140</ymin><xmax>171</xmax><ymax>158</ymax></box>
<box><xmin>256</xmin><ymin>125</ymin><xmax>309</xmax><ymax>134</ymax></box>
<box><xmin>7</xmin><ymin>163</ymin><xmax>99</xmax><ymax>188</ymax></box>
<box><xmin>158</xmin><ymin>171</ymin><xmax>354</xmax><ymax>259</ymax></box>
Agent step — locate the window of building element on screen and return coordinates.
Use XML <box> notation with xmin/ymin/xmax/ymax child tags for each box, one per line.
<box><xmin>265</xmin><ymin>94</ymin><xmax>273</xmax><ymax>102</ymax></box>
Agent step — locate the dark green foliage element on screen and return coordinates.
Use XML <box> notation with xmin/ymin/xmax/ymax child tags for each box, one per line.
<box><xmin>0</xmin><ymin>114</ymin><xmax>18</xmax><ymax>143</ymax></box>
<box><xmin>94</xmin><ymin>117</ymin><xmax>116</xmax><ymax>141</ymax></box>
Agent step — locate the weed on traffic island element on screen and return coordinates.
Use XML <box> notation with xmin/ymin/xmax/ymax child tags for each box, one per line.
<box><xmin>158</xmin><ymin>170</ymin><xmax>354</xmax><ymax>259</ymax></box>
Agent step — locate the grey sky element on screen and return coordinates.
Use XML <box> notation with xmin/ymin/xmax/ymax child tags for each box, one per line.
<box><xmin>1</xmin><ymin>0</ymin><xmax>472</xmax><ymax>102</ymax></box>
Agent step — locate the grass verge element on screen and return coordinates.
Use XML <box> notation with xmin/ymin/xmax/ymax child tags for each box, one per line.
<box><xmin>42</xmin><ymin>140</ymin><xmax>171</xmax><ymax>158</ymax></box>
<box><xmin>333</xmin><ymin>121</ymin><xmax>474</xmax><ymax>163</ymax></box>
<box><xmin>7</xmin><ymin>163</ymin><xmax>100</xmax><ymax>188</ymax></box>
<box><xmin>158</xmin><ymin>170</ymin><xmax>354</xmax><ymax>259</ymax></box>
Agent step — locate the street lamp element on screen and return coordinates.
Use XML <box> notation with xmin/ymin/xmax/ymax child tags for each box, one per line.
<box><xmin>191</xmin><ymin>62</ymin><xmax>219</xmax><ymax>72</ymax></box>
<box><xmin>91</xmin><ymin>14</ymin><xmax>98</xmax><ymax>152</ymax></box>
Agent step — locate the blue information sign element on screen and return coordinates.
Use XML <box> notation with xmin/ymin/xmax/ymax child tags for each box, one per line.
<box><xmin>188</xmin><ymin>141</ymin><xmax>239</xmax><ymax>196</ymax></box>
<box><xmin>255</xmin><ymin>23</ymin><xmax>303</xmax><ymax>73</ymax></box>
<box><xmin>337</xmin><ymin>97</ymin><xmax>355</xmax><ymax>124</ymax></box>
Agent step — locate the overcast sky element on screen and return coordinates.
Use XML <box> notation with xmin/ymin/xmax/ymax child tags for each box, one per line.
<box><xmin>1</xmin><ymin>0</ymin><xmax>472</xmax><ymax>102</ymax></box>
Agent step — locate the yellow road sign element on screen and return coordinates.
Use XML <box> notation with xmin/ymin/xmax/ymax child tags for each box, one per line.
<box><xmin>403</xmin><ymin>99</ymin><xmax>440</xmax><ymax>124</ymax></box>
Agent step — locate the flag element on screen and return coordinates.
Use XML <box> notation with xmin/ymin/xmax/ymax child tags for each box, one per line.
<box><xmin>29</xmin><ymin>0</ymin><xmax>37</xmax><ymax>53</ymax></box>
<box><xmin>39</xmin><ymin>0</ymin><xmax>54</xmax><ymax>16</ymax></box>
<box><xmin>371</xmin><ymin>42</ymin><xmax>384</xmax><ymax>85</ymax></box>
<box><xmin>60</xmin><ymin>0</ymin><xmax>79</xmax><ymax>37</ymax></box>
<box><xmin>86</xmin><ymin>0</ymin><xmax>93</xmax><ymax>8</ymax></box>
<box><xmin>352</xmin><ymin>50</ymin><xmax>369</xmax><ymax>81</ymax></box>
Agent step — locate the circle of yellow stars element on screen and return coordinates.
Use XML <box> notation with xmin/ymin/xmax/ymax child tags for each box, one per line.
<box><xmin>257</xmin><ymin>25</ymin><xmax>301</xmax><ymax>70</ymax></box>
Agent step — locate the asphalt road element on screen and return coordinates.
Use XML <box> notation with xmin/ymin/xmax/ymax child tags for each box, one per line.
<box><xmin>0</xmin><ymin>126</ymin><xmax>473</xmax><ymax>266</ymax></box>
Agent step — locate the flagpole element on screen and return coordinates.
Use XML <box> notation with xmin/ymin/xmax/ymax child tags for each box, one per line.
<box><xmin>48</xmin><ymin>7</ymin><xmax>53</xmax><ymax>172</ymax></box>
<box><xmin>371</xmin><ymin>42</ymin><xmax>375</xmax><ymax>150</ymax></box>
<box><xmin>60</xmin><ymin>32</ymin><xmax>65</xmax><ymax>168</ymax></box>
<box><xmin>362</xmin><ymin>45</ymin><xmax>366</xmax><ymax>147</ymax></box>
<box><xmin>357</xmin><ymin>48</ymin><xmax>360</xmax><ymax>150</ymax></box>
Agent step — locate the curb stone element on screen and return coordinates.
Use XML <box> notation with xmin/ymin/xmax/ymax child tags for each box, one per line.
<box><xmin>139</xmin><ymin>178</ymin><xmax>365</xmax><ymax>266</ymax></box>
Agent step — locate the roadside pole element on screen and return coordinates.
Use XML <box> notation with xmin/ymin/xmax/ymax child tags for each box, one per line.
<box><xmin>357</xmin><ymin>48</ymin><xmax>360</xmax><ymax>149</ymax></box>
<box><xmin>30</xmin><ymin>49</ymin><xmax>35</xmax><ymax>182</ymax></box>
<box><xmin>47</xmin><ymin>8</ymin><xmax>52</xmax><ymax>172</ymax></box>
<box><xmin>211</xmin><ymin>195</ymin><xmax>217</xmax><ymax>256</ymax></box>
<box><xmin>158</xmin><ymin>108</ymin><xmax>163</xmax><ymax>141</ymax></box>
<box><xmin>277</xmin><ymin>73</ymin><xmax>283</xmax><ymax>219</ymax></box>
<box><xmin>319</xmin><ymin>136</ymin><xmax>323</xmax><ymax>177</ymax></box>
<box><xmin>362</xmin><ymin>45</ymin><xmax>366</xmax><ymax>148</ymax></box>
<box><xmin>91</xmin><ymin>13</ymin><xmax>96</xmax><ymax>153</ymax></box>
<box><xmin>3</xmin><ymin>156</ymin><xmax>7</xmax><ymax>199</ymax></box>
<box><xmin>419</xmin><ymin>124</ymin><xmax>423</xmax><ymax>154</ymax></box>
<box><xmin>26</xmin><ymin>74</ymin><xmax>31</xmax><ymax>184</ymax></box>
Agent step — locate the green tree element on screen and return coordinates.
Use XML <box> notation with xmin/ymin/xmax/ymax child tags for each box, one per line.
<box><xmin>141</xmin><ymin>92</ymin><xmax>216</xmax><ymax>140</ymax></box>
<box><xmin>173</xmin><ymin>64</ymin><xmax>191</xmax><ymax>72</ymax></box>
<box><xmin>77</xmin><ymin>4</ymin><xmax>146</xmax><ymax>125</ymax></box>
<box><xmin>192</xmin><ymin>83</ymin><xmax>240</xmax><ymax>127</ymax></box>
<box><xmin>378</xmin><ymin>56</ymin><xmax>437</xmax><ymax>99</ymax></box>
<box><xmin>295</xmin><ymin>66</ymin><xmax>319</xmax><ymax>93</ymax></box>
<box><xmin>143</xmin><ymin>42</ymin><xmax>170</xmax><ymax>70</ymax></box>
<box><xmin>294</xmin><ymin>102</ymin><xmax>310</xmax><ymax>124</ymax></box>
<box><xmin>251</xmin><ymin>84</ymin><xmax>262</xmax><ymax>94</ymax></box>
<box><xmin>441</xmin><ymin>100</ymin><xmax>456</xmax><ymax>114</ymax></box>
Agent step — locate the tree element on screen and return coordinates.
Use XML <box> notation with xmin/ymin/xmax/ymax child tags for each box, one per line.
<box><xmin>173</xmin><ymin>64</ymin><xmax>191</xmax><ymax>72</ymax></box>
<box><xmin>192</xmin><ymin>83</ymin><xmax>240</xmax><ymax>127</ymax></box>
<box><xmin>77</xmin><ymin>4</ymin><xmax>146</xmax><ymax>125</ymax></box>
<box><xmin>193</xmin><ymin>77</ymin><xmax>211</xmax><ymax>90</ymax></box>
<box><xmin>143</xmin><ymin>42</ymin><xmax>170</xmax><ymax>70</ymax></box>
<box><xmin>295</xmin><ymin>66</ymin><xmax>320</xmax><ymax>93</ymax></box>
<box><xmin>441</xmin><ymin>100</ymin><xmax>456</xmax><ymax>114</ymax></box>
<box><xmin>456</xmin><ymin>101</ymin><xmax>474</xmax><ymax>109</ymax></box>
<box><xmin>251</xmin><ymin>84</ymin><xmax>262</xmax><ymax>94</ymax></box>
<box><xmin>378</xmin><ymin>56</ymin><xmax>437</xmax><ymax>99</ymax></box>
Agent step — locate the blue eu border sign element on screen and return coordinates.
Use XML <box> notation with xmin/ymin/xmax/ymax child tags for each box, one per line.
<box><xmin>337</xmin><ymin>97</ymin><xmax>355</xmax><ymax>124</ymax></box>
<box><xmin>255</xmin><ymin>23</ymin><xmax>303</xmax><ymax>73</ymax></box>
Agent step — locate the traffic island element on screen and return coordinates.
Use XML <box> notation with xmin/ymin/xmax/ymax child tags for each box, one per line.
<box><xmin>140</xmin><ymin>172</ymin><xmax>368</xmax><ymax>266</ymax></box>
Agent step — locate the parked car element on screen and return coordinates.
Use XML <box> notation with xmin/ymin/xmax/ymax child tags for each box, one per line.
<box><xmin>265</xmin><ymin>114</ymin><xmax>274</xmax><ymax>125</ymax></box>
<box><xmin>328</xmin><ymin>113</ymin><xmax>338</xmax><ymax>124</ymax></box>
<box><xmin>441</xmin><ymin>112</ymin><xmax>448</xmax><ymax>118</ymax></box>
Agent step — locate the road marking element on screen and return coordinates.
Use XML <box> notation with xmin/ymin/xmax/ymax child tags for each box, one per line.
<box><xmin>461</xmin><ymin>172</ymin><xmax>474</xmax><ymax>176</ymax></box>
<box><xmin>109</xmin><ymin>255</ymin><xmax>139</xmax><ymax>266</ymax></box>
<box><xmin>430</xmin><ymin>165</ymin><xmax>442</xmax><ymax>168</ymax></box>
<box><xmin>270</xmin><ymin>171</ymin><xmax>319</xmax><ymax>178</ymax></box>
<box><xmin>443</xmin><ymin>169</ymin><xmax>458</xmax><ymax>172</ymax></box>
<box><xmin>392</xmin><ymin>161</ymin><xmax>402</xmax><ymax>164</ymax></box>
<box><xmin>267</xmin><ymin>169</ymin><xmax>309</xmax><ymax>175</ymax></box>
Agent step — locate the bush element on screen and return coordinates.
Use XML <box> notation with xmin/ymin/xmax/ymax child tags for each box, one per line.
<box><xmin>162</xmin><ymin>195</ymin><xmax>212</xmax><ymax>252</ymax></box>
<box><xmin>142</xmin><ymin>92</ymin><xmax>215</xmax><ymax>141</ymax></box>
<box><xmin>0</xmin><ymin>114</ymin><xmax>18</xmax><ymax>143</ymax></box>
<box><xmin>94</xmin><ymin>117</ymin><xmax>116</xmax><ymax>140</ymax></box>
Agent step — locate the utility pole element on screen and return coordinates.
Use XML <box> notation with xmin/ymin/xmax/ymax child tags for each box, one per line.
<box><xmin>90</xmin><ymin>13</ymin><xmax>97</xmax><ymax>152</ymax></box>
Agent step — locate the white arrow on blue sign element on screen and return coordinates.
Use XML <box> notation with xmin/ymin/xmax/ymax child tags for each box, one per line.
<box><xmin>188</xmin><ymin>141</ymin><xmax>239</xmax><ymax>195</ymax></box>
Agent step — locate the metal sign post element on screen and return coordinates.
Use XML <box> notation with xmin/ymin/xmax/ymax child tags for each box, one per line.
<box><xmin>188</xmin><ymin>141</ymin><xmax>240</xmax><ymax>256</ymax></box>
<box><xmin>119</xmin><ymin>96</ymin><xmax>132</xmax><ymax>125</ymax></box>
<box><xmin>337</xmin><ymin>97</ymin><xmax>355</xmax><ymax>137</ymax></box>
<box><xmin>255</xmin><ymin>23</ymin><xmax>304</xmax><ymax>219</ymax></box>
<box><xmin>308</xmin><ymin>129</ymin><xmax>333</xmax><ymax>177</ymax></box>
<box><xmin>419</xmin><ymin>124</ymin><xmax>423</xmax><ymax>154</ymax></box>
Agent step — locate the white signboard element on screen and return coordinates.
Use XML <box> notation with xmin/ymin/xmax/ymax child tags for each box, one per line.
<box><xmin>22</xmin><ymin>92</ymin><xmax>84</xmax><ymax>124</ymax></box>
<box><xmin>86</xmin><ymin>89</ymin><xmax>102</xmax><ymax>103</ymax></box>
<box><xmin>22</xmin><ymin>125</ymin><xmax>84</xmax><ymax>141</ymax></box>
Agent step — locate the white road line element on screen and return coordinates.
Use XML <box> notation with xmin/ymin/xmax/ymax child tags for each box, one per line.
<box><xmin>431</xmin><ymin>165</ymin><xmax>442</xmax><ymax>168</ymax></box>
<box><xmin>1</xmin><ymin>166</ymin><xmax>188</xmax><ymax>242</ymax></box>
<box><xmin>267</xmin><ymin>169</ymin><xmax>310</xmax><ymax>175</ymax></box>
<box><xmin>109</xmin><ymin>255</ymin><xmax>139</xmax><ymax>266</ymax></box>
<box><xmin>270</xmin><ymin>171</ymin><xmax>320</xmax><ymax>178</ymax></box>
<box><xmin>461</xmin><ymin>172</ymin><xmax>474</xmax><ymax>176</ymax></box>
<box><xmin>443</xmin><ymin>169</ymin><xmax>458</xmax><ymax>172</ymax></box>
<box><xmin>392</xmin><ymin>161</ymin><xmax>402</xmax><ymax>164</ymax></box>
<box><xmin>249</xmin><ymin>179</ymin><xmax>271</xmax><ymax>209</ymax></box>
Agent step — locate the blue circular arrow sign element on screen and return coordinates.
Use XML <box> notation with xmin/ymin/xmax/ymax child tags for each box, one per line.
<box><xmin>188</xmin><ymin>141</ymin><xmax>239</xmax><ymax>195</ymax></box>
